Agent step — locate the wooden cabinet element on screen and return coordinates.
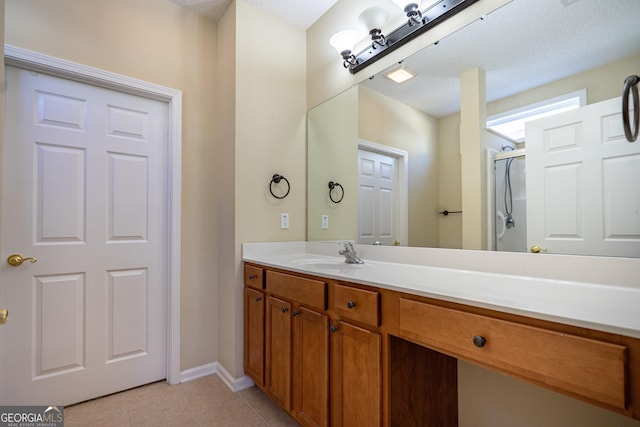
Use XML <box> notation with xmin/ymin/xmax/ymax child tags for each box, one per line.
<box><xmin>244</xmin><ymin>265</ymin><xmax>265</xmax><ymax>387</ymax></box>
<box><xmin>266</xmin><ymin>295</ymin><xmax>293</xmax><ymax>409</ymax></box>
<box><xmin>397</xmin><ymin>298</ymin><xmax>628</xmax><ymax>410</ymax></box>
<box><xmin>244</xmin><ymin>287</ymin><xmax>265</xmax><ymax>386</ymax></box>
<box><xmin>244</xmin><ymin>262</ymin><xmax>640</xmax><ymax>424</ymax></box>
<box><xmin>244</xmin><ymin>264</ymin><xmax>264</xmax><ymax>289</ymax></box>
<box><xmin>262</xmin><ymin>268</ymin><xmax>329</xmax><ymax>427</ymax></box>
<box><xmin>294</xmin><ymin>306</ymin><xmax>329</xmax><ymax>427</ymax></box>
<box><xmin>331</xmin><ymin>283</ymin><xmax>380</xmax><ymax>327</ymax></box>
<box><xmin>330</xmin><ymin>320</ymin><xmax>382</xmax><ymax>427</ymax></box>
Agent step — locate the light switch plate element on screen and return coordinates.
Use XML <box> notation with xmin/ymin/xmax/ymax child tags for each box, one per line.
<box><xmin>281</xmin><ymin>213</ymin><xmax>289</xmax><ymax>229</ymax></box>
<box><xmin>321</xmin><ymin>215</ymin><xmax>329</xmax><ymax>229</ymax></box>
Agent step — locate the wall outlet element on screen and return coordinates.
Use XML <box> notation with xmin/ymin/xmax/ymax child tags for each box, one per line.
<box><xmin>321</xmin><ymin>214</ymin><xmax>329</xmax><ymax>229</ymax></box>
<box><xmin>280</xmin><ymin>213</ymin><xmax>289</xmax><ymax>229</ymax></box>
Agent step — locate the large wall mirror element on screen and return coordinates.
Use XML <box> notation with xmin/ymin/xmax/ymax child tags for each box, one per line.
<box><xmin>307</xmin><ymin>0</ymin><xmax>640</xmax><ymax>257</ymax></box>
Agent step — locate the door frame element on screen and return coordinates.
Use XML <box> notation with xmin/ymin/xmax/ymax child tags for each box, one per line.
<box><xmin>357</xmin><ymin>139</ymin><xmax>408</xmax><ymax>246</ymax></box>
<box><xmin>3</xmin><ymin>44</ymin><xmax>182</xmax><ymax>385</ymax></box>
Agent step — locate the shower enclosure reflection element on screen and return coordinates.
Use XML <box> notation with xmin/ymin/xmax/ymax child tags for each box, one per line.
<box><xmin>493</xmin><ymin>149</ymin><xmax>526</xmax><ymax>253</ymax></box>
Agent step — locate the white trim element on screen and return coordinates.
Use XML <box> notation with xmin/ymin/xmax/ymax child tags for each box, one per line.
<box><xmin>4</xmin><ymin>45</ymin><xmax>183</xmax><ymax>385</ymax></box>
<box><xmin>180</xmin><ymin>362</ymin><xmax>255</xmax><ymax>392</ymax></box>
<box><xmin>358</xmin><ymin>139</ymin><xmax>409</xmax><ymax>246</ymax></box>
<box><xmin>180</xmin><ymin>362</ymin><xmax>218</xmax><ymax>383</ymax></box>
<box><xmin>216</xmin><ymin>363</ymin><xmax>256</xmax><ymax>392</ymax></box>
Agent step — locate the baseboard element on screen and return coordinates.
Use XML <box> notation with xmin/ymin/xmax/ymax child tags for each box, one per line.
<box><xmin>216</xmin><ymin>362</ymin><xmax>255</xmax><ymax>392</ymax></box>
<box><xmin>180</xmin><ymin>362</ymin><xmax>217</xmax><ymax>383</ymax></box>
<box><xmin>179</xmin><ymin>362</ymin><xmax>255</xmax><ymax>392</ymax></box>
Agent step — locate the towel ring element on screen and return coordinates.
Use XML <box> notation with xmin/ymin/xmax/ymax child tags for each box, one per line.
<box><xmin>623</xmin><ymin>75</ymin><xmax>639</xmax><ymax>142</ymax></box>
<box><xmin>269</xmin><ymin>174</ymin><xmax>290</xmax><ymax>199</ymax></box>
<box><xmin>328</xmin><ymin>181</ymin><xmax>344</xmax><ymax>203</ymax></box>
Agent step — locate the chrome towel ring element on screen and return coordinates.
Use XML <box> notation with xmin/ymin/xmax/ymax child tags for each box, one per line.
<box><xmin>623</xmin><ymin>74</ymin><xmax>639</xmax><ymax>142</ymax></box>
<box><xmin>269</xmin><ymin>174</ymin><xmax>290</xmax><ymax>199</ymax></box>
<box><xmin>328</xmin><ymin>181</ymin><xmax>344</xmax><ymax>203</ymax></box>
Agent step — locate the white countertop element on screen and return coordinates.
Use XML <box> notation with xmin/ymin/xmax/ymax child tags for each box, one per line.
<box><xmin>242</xmin><ymin>241</ymin><xmax>640</xmax><ymax>339</ymax></box>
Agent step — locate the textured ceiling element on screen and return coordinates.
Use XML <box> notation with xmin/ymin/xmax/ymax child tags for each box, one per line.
<box><xmin>165</xmin><ymin>0</ymin><xmax>338</xmax><ymax>29</ymax></box>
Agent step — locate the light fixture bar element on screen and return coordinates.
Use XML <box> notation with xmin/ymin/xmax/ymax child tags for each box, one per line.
<box><xmin>349</xmin><ymin>0</ymin><xmax>480</xmax><ymax>74</ymax></box>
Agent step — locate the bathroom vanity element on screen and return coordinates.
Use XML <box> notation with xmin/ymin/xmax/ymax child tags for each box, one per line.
<box><xmin>242</xmin><ymin>242</ymin><xmax>640</xmax><ymax>426</ymax></box>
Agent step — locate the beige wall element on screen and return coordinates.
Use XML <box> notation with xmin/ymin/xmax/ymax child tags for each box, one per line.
<box><xmin>216</xmin><ymin>0</ymin><xmax>237</xmax><ymax>377</ymax></box>
<box><xmin>307</xmin><ymin>87</ymin><xmax>359</xmax><ymax>242</ymax></box>
<box><xmin>307</xmin><ymin>85</ymin><xmax>438</xmax><ymax>247</ymax></box>
<box><xmin>222</xmin><ymin>0</ymin><xmax>307</xmax><ymax>378</ymax></box>
<box><xmin>437</xmin><ymin>113</ymin><xmax>463</xmax><ymax>248</ymax></box>
<box><xmin>4</xmin><ymin>0</ymin><xmax>218</xmax><ymax>371</ymax></box>
<box><xmin>358</xmin><ymin>86</ymin><xmax>439</xmax><ymax>247</ymax></box>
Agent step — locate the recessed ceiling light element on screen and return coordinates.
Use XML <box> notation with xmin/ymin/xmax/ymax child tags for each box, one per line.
<box><xmin>385</xmin><ymin>67</ymin><xmax>414</xmax><ymax>83</ymax></box>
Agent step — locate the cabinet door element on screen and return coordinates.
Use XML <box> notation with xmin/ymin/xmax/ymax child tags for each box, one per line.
<box><xmin>331</xmin><ymin>321</ymin><xmax>382</xmax><ymax>427</ymax></box>
<box><xmin>244</xmin><ymin>288</ymin><xmax>265</xmax><ymax>386</ymax></box>
<box><xmin>294</xmin><ymin>306</ymin><xmax>329</xmax><ymax>427</ymax></box>
<box><xmin>266</xmin><ymin>296</ymin><xmax>293</xmax><ymax>410</ymax></box>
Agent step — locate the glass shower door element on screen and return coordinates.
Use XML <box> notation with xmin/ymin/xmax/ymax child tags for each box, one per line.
<box><xmin>494</xmin><ymin>152</ymin><xmax>527</xmax><ymax>252</ymax></box>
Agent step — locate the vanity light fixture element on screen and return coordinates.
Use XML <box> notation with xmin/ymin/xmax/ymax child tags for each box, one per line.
<box><xmin>358</xmin><ymin>6</ymin><xmax>390</xmax><ymax>49</ymax></box>
<box><xmin>331</xmin><ymin>0</ymin><xmax>480</xmax><ymax>74</ymax></box>
<box><xmin>391</xmin><ymin>0</ymin><xmax>436</xmax><ymax>26</ymax></box>
<box><xmin>391</xmin><ymin>0</ymin><xmax>422</xmax><ymax>25</ymax></box>
<box><xmin>329</xmin><ymin>30</ymin><xmax>360</xmax><ymax>68</ymax></box>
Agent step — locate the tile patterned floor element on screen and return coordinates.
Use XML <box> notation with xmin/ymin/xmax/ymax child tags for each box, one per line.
<box><xmin>64</xmin><ymin>375</ymin><xmax>300</xmax><ymax>426</ymax></box>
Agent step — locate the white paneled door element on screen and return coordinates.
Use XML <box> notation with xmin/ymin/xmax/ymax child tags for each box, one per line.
<box><xmin>0</xmin><ymin>66</ymin><xmax>168</xmax><ymax>405</ymax></box>
<box><xmin>358</xmin><ymin>149</ymin><xmax>397</xmax><ymax>246</ymax></box>
<box><xmin>526</xmin><ymin>96</ymin><xmax>640</xmax><ymax>257</ymax></box>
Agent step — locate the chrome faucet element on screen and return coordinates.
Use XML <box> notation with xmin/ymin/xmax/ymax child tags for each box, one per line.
<box><xmin>339</xmin><ymin>241</ymin><xmax>364</xmax><ymax>264</ymax></box>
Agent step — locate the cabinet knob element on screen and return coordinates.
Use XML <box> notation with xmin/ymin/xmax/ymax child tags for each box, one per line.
<box><xmin>255</xmin><ymin>296</ymin><xmax>262</xmax><ymax>302</ymax></box>
<box><xmin>292</xmin><ymin>310</ymin><xmax>300</xmax><ymax>317</ymax></box>
<box><xmin>249</xmin><ymin>274</ymin><xmax>258</xmax><ymax>280</ymax></box>
<box><xmin>346</xmin><ymin>301</ymin><xmax>357</xmax><ymax>309</ymax></box>
<box><xmin>281</xmin><ymin>307</ymin><xmax>289</xmax><ymax>314</ymax></box>
<box><xmin>473</xmin><ymin>335</ymin><xmax>486</xmax><ymax>348</ymax></box>
<box><xmin>329</xmin><ymin>325</ymin><xmax>339</xmax><ymax>333</ymax></box>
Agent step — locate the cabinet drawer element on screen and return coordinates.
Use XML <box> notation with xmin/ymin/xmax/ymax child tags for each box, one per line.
<box><xmin>398</xmin><ymin>298</ymin><xmax>628</xmax><ymax>409</ymax></box>
<box><xmin>332</xmin><ymin>284</ymin><xmax>380</xmax><ymax>327</ymax></box>
<box><xmin>245</xmin><ymin>265</ymin><xmax>264</xmax><ymax>289</ymax></box>
<box><xmin>266</xmin><ymin>270</ymin><xmax>326</xmax><ymax>310</ymax></box>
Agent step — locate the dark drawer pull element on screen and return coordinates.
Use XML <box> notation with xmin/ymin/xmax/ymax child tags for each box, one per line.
<box><xmin>281</xmin><ymin>307</ymin><xmax>289</xmax><ymax>314</ymax></box>
<box><xmin>292</xmin><ymin>310</ymin><xmax>300</xmax><ymax>317</ymax></box>
<box><xmin>255</xmin><ymin>296</ymin><xmax>262</xmax><ymax>302</ymax></box>
<box><xmin>249</xmin><ymin>274</ymin><xmax>258</xmax><ymax>280</ymax></box>
<box><xmin>346</xmin><ymin>301</ymin><xmax>357</xmax><ymax>309</ymax></box>
<box><xmin>329</xmin><ymin>325</ymin><xmax>339</xmax><ymax>333</ymax></box>
<box><xmin>473</xmin><ymin>335</ymin><xmax>486</xmax><ymax>348</ymax></box>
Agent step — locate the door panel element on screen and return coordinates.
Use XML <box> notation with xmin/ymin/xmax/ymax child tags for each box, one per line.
<box><xmin>0</xmin><ymin>66</ymin><xmax>168</xmax><ymax>405</ymax></box>
<box><xmin>526</xmin><ymin>96</ymin><xmax>640</xmax><ymax>256</ymax></box>
<box><xmin>358</xmin><ymin>149</ymin><xmax>397</xmax><ymax>245</ymax></box>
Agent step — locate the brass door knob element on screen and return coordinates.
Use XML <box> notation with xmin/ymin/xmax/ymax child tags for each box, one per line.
<box><xmin>0</xmin><ymin>309</ymin><xmax>8</xmax><ymax>325</ymax></box>
<box><xmin>529</xmin><ymin>245</ymin><xmax>547</xmax><ymax>254</ymax></box>
<box><xmin>7</xmin><ymin>254</ymin><xmax>37</xmax><ymax>266</ymax></box>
